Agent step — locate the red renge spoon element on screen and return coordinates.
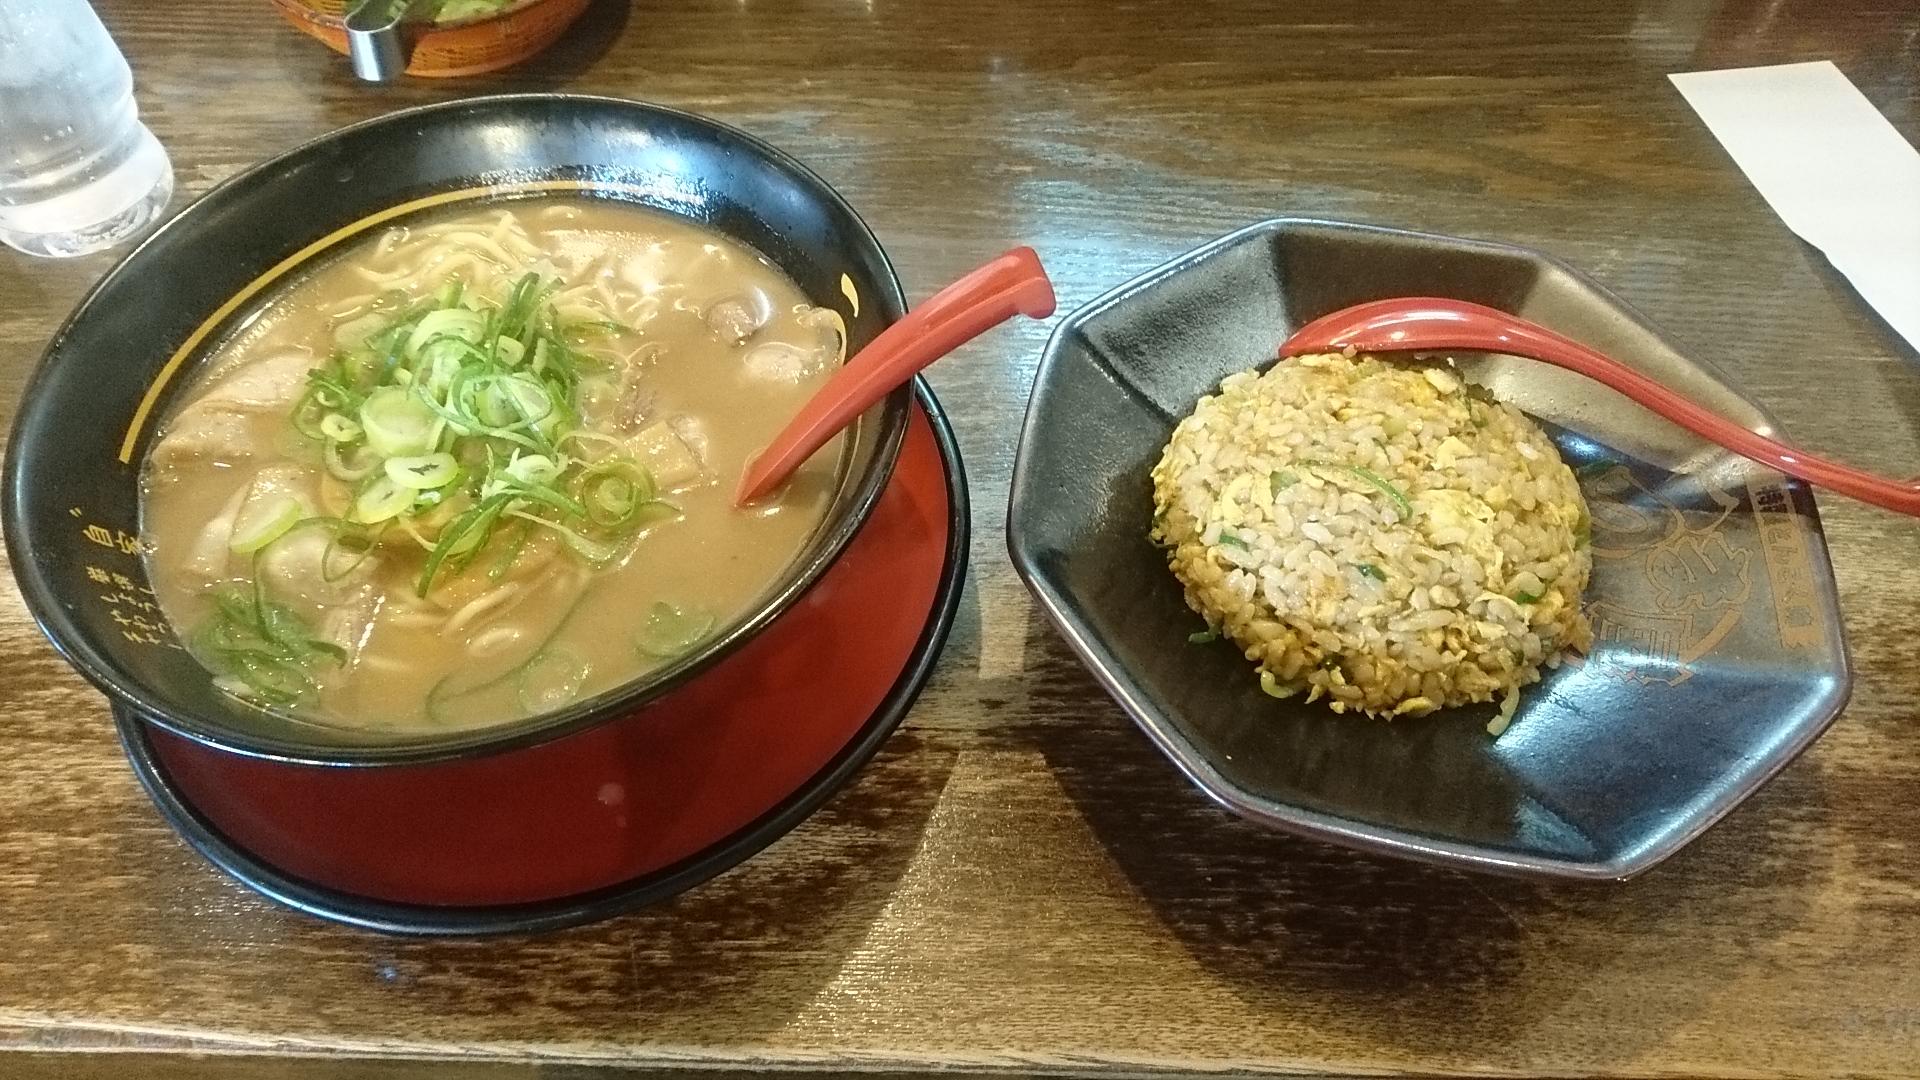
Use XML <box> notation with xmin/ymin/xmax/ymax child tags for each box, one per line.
<box><xmin>736</xmin><ymin>247</ymin><xmax>1055</xmax><ymax>505</ymax></box>
<box><xmin>1279</xmin><ymin>297</ymin><xmax>1920</xmax><ymax>517</ymax></box>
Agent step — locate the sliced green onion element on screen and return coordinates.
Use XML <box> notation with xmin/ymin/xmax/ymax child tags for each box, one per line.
<box><xmin>307</xmin><ymin>361</ymin><xmax>365</xmax><ymax>406</ymax></box>
<box><xmin>574</xmin><ymin>459</ymin><xmax>656</xmax><ymax>528</ymax></box>
<box><xmin>320</xmin><ymin>413</ymin><xmax>363</xmax><ymax>443</ymax></box>
<box><xmin>532</xmin><ymin>392</ymin><xmax>575</xmax><ymax>445</ymax></box>
<box><xmin>594</xmin><ymin>476</ymin><xmax>636</xmax><ymax>517</ymax></box>
<box><xmin>1356</xmin><ymin>563</ymin><xmax>1388</xmax><ymax>581</ymax></box>
<box><xmin>385</xmin><ymin>452</ymin><xmax>459</xmax><ymax>490</ymax></box>
<box><xmin>504</xmin><ymin>453</ymin><xmax>561</xmax><ymax>487</ymax></box>
<box><xmin>404</xmin><ymin>307</ymin><xmax>487</xmax><ymax>361</ymax></box>
<box><xmin>1513</xmin><ymin>590</ymin><xmax>1542</xmax><ymax>605</ymax></box>
<box><xmin>516</xmin><ymin>647</ymin><xmax>588</xmax><ymax>713</ymax></box>
<box><xmin>417</xmin><ymin>492</ymin><xmax>515</xmax><ymax>596</ymax></box>
<box><xmin>317</xmin><ymin>520</ymin><xmax>378</xmax><ymax>583</ymax></box>
<box><xmin>503</xmin><ymin>374</ymin><xmax>554</xmax><ymax>425</ymax></box>
<box><xmin>421</xmin><ymin>347</ymin><xmax>466</xmax><ymax>395</ymax></box>
<box><xmin>563</xmin><ymin>319</ymin><xmax>631</xmax><ymax>337</ymax></box>
<box><xmin>352</xmin><ymin>475</ymin><xmax>416</xmax><ymax>524</ymax></box>
<box><xmin>225</xmin><ymin>264</ymin><xmax>701</xmax><ymax>636</ymax></box>
<box><xmin>190</xmin><ymin>578</ymin><xmax>343</xmax><ymax>706</ymax></box>
<box><xmin>256</xmin><ymin>597</ymin><xmax>346</xmax><ymax>663</ymax></box>
<box><xmin>344</xmin><ymin>348</ymin><xmax>389</xmax><ymax>392</ymax></box>
<box><xmin>557</xmin><ymin>428</ymin><xmax>625</xmax><ymax>453</ymax></box>
<box><xmin>361</xmin><ymin>386</ymin><xmax>439</xmax><ymax>458</ymax></box>
<box><xmin>1271</xmin><ymin>470</ymin><xmax>1299</xmax><ymax>492</ymax></box>
<box><xmin>630</xmin><ymin>498</ymin><xmax>681</xmax><ymax>528</ymax></box>
<box><xmin>1217</xmin><ymin>532</ymin><xmax>1251</xmax><ymax>551</ymax></box>
<box><xmin>1188</xmin><ymin>630</ymin><xmax>1217</xmax><ymax>644</ymax></box>
<box><xmin>496</xmin><ymin>272</ymin><xmax>556</xmax><ymax>345</ymax></box>
<box><xmin>473</xmin><ymin>379</ymin><xmax>517</xmax><ymax>428</ymax></box>
<box><xmin>488</xmin><ymin>520</ymin><xmax>533</xmax><ymax>582</ymax></box>
<box><xmin>290</xmin><ymin>386</ymin><xmax>335</xmax><ymax>441</ymax></box>
<box><xmin>324</xmin><ymin>439</ymin><xmax>381</xmax><ymax>482</ymax></box>
<box><xmin>635</xmin><ymin>602</ymin><xmax>715</xmax><ymax>659</ymax></box>
<box><xmin>222</xmin><ymin>653</ymin><xmax>313</xmax><ymax>705</ymax></box>
<box><xmin>442</xmin><ymin>499</ymin><xmax>506</xmax><ymax>558</ymax></box>
<box><xmin>229</xmin><ymin>495</ymin><xmax>305</xmax><ymax>554</ymax></box>
<box><xmin>502</xmin><ymin>480</ymin><xmax>586</xmax><ymax>519</ymax></box>
<box><xmin>1298</xmin><ymin>458</ymin><xmax>1415</xmax><ymax>520</ymax></box>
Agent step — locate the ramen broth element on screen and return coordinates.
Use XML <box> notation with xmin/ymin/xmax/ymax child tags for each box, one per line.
<box><xmin>139</xmin><ymin>199</ymin><xmax>847</xmax><ymax>731</ymax></box>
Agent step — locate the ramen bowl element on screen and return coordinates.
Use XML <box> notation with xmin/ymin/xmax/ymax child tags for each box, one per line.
<box><xmin>3</xmin><ymin>96</ymin><xmax>966</xmax><ymax>931</ymax></box>
<box><xmin>270</xmin><ymin>0</ymin><xmax>594</xmax><ymax>78</ymax></box>
<box><xmin>1008</xmin><ymin>218</ymin><xmax>1852</xmax><ymax>880</ymax></box>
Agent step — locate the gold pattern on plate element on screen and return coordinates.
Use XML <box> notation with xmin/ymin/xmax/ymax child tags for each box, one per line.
<box><xmin>1582</xmin><ymin>465</ymin><xmax>1752</xmax><ymax>687</ymax></box>
<box><xmin>1746</xmin><ymin>478</ymin><xmax>1827</xmax><ymax>650</ymax></box>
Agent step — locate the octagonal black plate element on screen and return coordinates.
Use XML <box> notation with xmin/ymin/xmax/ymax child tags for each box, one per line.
<box><xmin>1007</xmin><ymin>218</ymin><xmax>1851</xmax><ymax>880</ymax></box>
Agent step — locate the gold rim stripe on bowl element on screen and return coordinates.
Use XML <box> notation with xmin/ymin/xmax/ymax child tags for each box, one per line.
<box><xmin>119</xmin><ymin>179</ymin><xmax>690</xmax><ymax>464</ymax></box>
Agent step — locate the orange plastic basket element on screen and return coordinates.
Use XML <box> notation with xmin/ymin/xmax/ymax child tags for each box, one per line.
<box><xmin>271</xmin><ymin>0</ymin><xmax>594</xmax><ymax>78</ymax></box>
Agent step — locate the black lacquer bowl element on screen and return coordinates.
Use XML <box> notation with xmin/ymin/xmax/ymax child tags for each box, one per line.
<box><xmin>1008</xmin><ymin>218</ymin><xmax>1851</xmax><ymax>880</ymax></box>
<box><xmin>6</xmin><ymin>94</ymin><xmax>913</xmax><ymax>766</ymax></box>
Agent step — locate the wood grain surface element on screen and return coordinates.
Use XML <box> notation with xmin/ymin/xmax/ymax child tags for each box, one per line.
<box><xmin>3</xmin><ymin>0</ymin><xmax>1919</xmax><ymax>1076</ymax></box>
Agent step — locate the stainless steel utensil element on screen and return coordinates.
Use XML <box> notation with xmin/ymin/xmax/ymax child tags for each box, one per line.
<box><xmin>343</xmin><ymin>0</ymin><xmax>432</xmax><ymax>81</ymax></box>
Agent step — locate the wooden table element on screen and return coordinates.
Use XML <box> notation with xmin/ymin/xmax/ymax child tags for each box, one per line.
<box><xmin>4</xmin><ymin>1</ymin><xmax>1919</xmax><ymax>1076</ymax></box>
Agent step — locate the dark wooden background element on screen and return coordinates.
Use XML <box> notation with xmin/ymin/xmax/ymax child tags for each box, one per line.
<box><xmin>3</xmin><ymin>0</ymin><xmax>1919</xmax><ymax>1076</ymax></box>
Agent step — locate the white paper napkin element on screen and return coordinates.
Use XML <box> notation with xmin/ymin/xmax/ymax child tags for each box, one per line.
<box><xmin>1670</xmin><ymin>61</ymin><xmax>1920</xmax><ymax>354</ymax></box>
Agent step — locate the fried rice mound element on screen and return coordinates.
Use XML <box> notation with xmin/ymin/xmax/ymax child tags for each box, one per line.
<box><xmin>1149</xmin><ymin>352</ymin><xmax>1593</xmax><ymax>726</ymax></box>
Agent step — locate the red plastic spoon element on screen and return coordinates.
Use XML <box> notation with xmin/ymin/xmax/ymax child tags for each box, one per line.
<box><xmin>1279</xmin><ymin>296</ymin><xmax>1920</xmax><ymax>517</ymax></box>
<box><xmin>735</xmin><ymin>246</ymin><xmax>1056</xmax><ymax>505</ymax></box>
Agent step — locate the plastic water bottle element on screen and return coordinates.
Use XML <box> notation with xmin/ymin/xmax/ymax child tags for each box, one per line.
<box><xmin>0</xmin><ymin>0</ymin><xmax>173</xmax><ymax>258</ymax></box>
